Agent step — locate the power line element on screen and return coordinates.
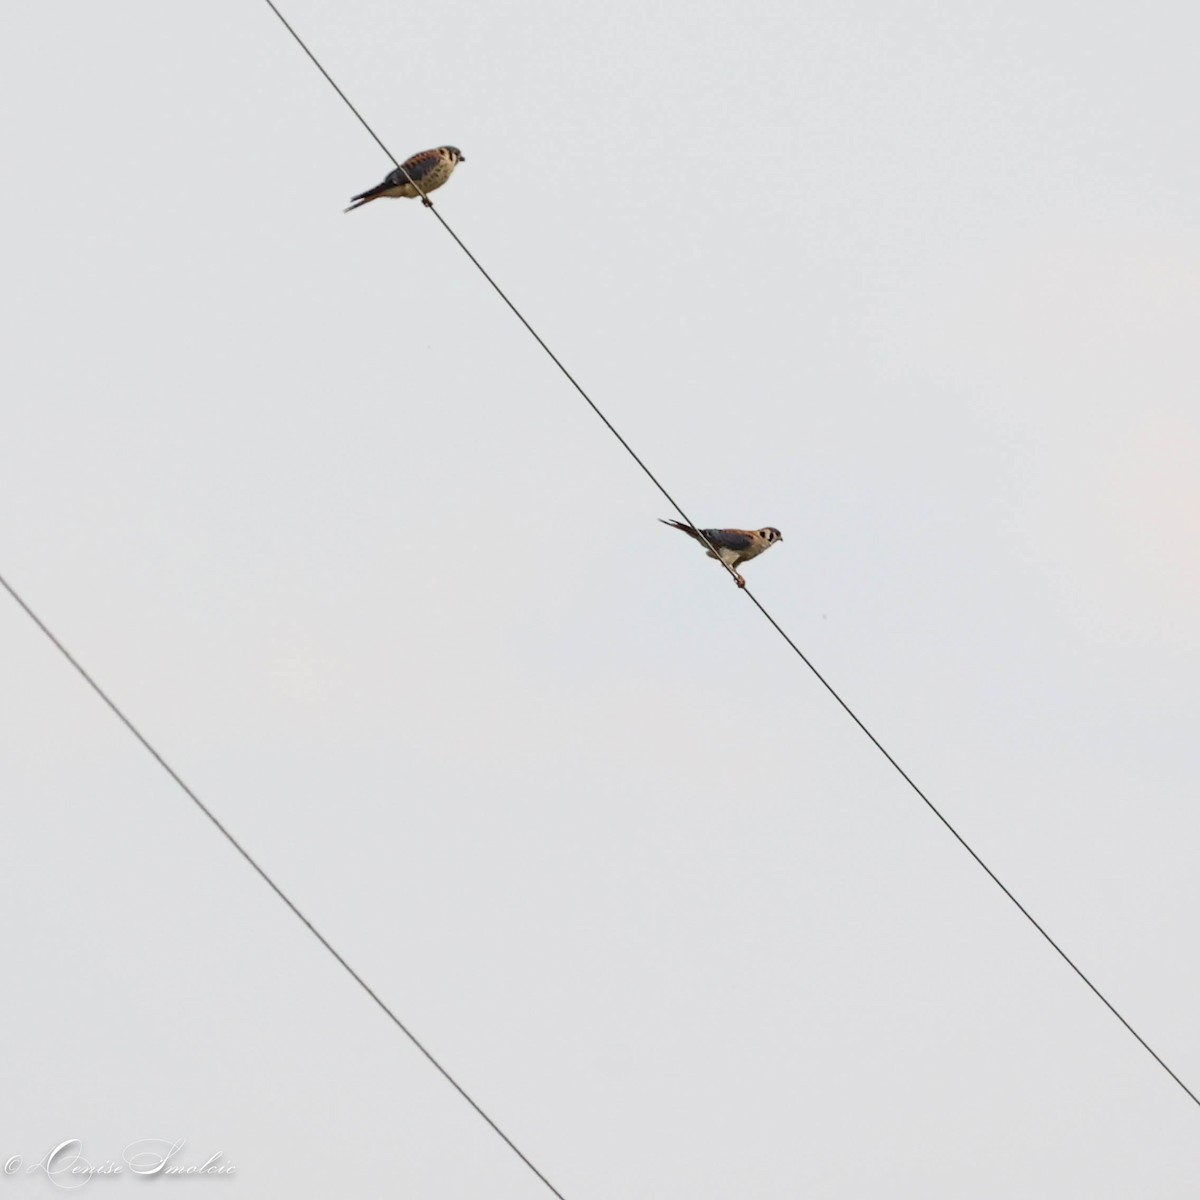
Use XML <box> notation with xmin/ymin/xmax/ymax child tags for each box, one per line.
<box><xmin>257</xmin><ymin>0</ymin><xmax>1200</xmax><ymax>1112</ymax></box>
<box><xmin>0</xmin><ymin>571</ymin><xmax>568</xmax><ymax>1200</ymax></box>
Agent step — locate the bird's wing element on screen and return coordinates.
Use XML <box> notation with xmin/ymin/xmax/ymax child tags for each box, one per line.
<box><xmin>351</xmin><ymin>154</ymin><xmax>441</xmax><ymax>201</ymax></box>
<box><xmin>699</xmin><ymin>528</ymin><xmax>756</xmax><ymax>552</ymax></box>
<box><xmin>396</xmin><ymin>150</ymin><xmax>444</xmax><ymax>183</ymax></box>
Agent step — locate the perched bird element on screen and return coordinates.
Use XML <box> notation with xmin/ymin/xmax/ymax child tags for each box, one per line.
<box><xmin>659</xmin><ymin>519</ymin><xmax>783</xmax><ymax>588</ymax></box>
<box><xmin>345</xmin><ymin>146</ymin><xmax>466</xmax><ymax>212</ymax></box>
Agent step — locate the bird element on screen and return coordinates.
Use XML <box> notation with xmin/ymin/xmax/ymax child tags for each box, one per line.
<box><xmin>345</xmin><ymin>146</ymin><xmax>466</xmax><ymax>212</ymax></box>
<box><xmin>659</xmin><ymin>519</ymin><xmax>783</xmax><ymax>588</ymax></box>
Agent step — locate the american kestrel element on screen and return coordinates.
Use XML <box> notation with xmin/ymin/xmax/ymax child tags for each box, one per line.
<box><xmin>659</xmin><ymin>519</ymin><xmax>783</xmax><ymax>588</ymax></box>
<box><xmin>345</xmin><ymin>146</ymin><xmax>465</xmax><ymax>212</ymax></box>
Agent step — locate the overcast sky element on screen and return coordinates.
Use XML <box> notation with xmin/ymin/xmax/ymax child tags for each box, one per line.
<box><xmin>3</xmin><ymin>0</ymin><xmax>1199</xmax><ymax>1195</ymax></box>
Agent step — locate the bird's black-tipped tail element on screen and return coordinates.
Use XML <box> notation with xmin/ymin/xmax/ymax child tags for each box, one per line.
<box><xmin>344</xmin><ymin>193</ymin><xmax>376</xmax><ymax>214</ymax></box>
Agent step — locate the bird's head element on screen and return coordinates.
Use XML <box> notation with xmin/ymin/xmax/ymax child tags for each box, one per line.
<box><xmin>442</xmin><ymin>146</ymin><xmax>465</xmax><ymax>162</ymax></box>
<box><xmin>759</xmin><ymin>527</ymin><xmax>783</xmax><ymax>544</ymax></box>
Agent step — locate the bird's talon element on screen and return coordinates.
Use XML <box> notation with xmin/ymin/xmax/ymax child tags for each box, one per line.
<box><xmin>736</xmin><ymin>575</ymin><xmax>746</xmax><ymax>588</ymax></box>
<box><xmin>421</xmin><ymin>197</ymin><xmax>434</xmax><ymax>207</ymax></box>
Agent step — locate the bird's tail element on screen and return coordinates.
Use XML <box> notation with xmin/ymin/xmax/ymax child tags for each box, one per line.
<box><xmin>344</xmin><ymin>182</ymin><xmax>393</xmax><ymax>213</ymax></box>
<box><xmin>659</xmin><ymin>518</ymin><xmax>702</xmax><ymax>541</ymax></box>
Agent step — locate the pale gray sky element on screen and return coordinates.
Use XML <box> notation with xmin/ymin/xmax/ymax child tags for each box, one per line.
<box><xmin>2</xmin><ymin>0</ymin><xmax>1199</xmax><ymax>1195</ymax></box>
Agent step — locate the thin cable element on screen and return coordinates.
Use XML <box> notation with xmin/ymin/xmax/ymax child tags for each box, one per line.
<box><xmin>261</xmin><ymin>0</ymin><xmax>396</xmax><ymax>169</ymax></box>
<box><xmin>259</xmin><ymin>0</ymin><xmax>1200</xmax><ymax>1111</ymax></box>
<box><xmin>0</xmin><ymin>572</ymin><xmax>569</xmax><ymax>1200</ymax></box>
<box><xmin>737</xmin><ymin>588</ymin><xmax>1200</xmax><ymax>1106</ymax></box>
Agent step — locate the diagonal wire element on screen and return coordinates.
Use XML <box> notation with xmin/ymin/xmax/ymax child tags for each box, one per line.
<box><xmin>0</xmin><ymin>571</ymin><xmax>569</xmax><ymax>1200</ymax></box>
<box><xmin>258</xmin><ymin>0</ymin><xmax>1200</xmax><ymax>1112</ymax></box>
<box><xmin>736</xmin><ymin>588</ymin><xmax>1200</xmax><ymax>1107</ymax></box>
